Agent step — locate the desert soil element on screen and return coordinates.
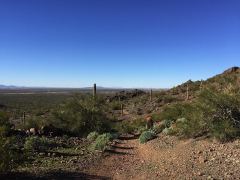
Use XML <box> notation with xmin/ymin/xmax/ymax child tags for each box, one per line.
<box><xmin>83</xmin><ymin>134</ymin><xmax>240</xmax><ymax>180</ymax></box>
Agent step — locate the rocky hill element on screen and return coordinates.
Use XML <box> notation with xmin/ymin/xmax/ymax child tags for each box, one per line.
<box><xmin>112</xmin><ymin>67</ymin><xmax>240</xmax><ymax>120</ymax></box>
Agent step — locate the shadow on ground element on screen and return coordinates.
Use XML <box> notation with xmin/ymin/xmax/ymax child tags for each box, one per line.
<box><xmin>0</xmin><ymin>171</ymin><xmax>111</xmax><ymax>180</ymax></box>
<box><xmin>118</xmin><ymin>134</ymin><xmax>140</xmax><ymax>140</ymax></box>
<box><xmin>105</xmin><ymin>149</ymin><xmax>131</xmax><ymax>155</ymax></box>
<box><xmin>111</xmin><ymin>145</ymin><xmax>134</xmax><ymax>150</ymax></box>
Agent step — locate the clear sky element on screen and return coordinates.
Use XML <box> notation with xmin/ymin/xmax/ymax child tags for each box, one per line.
<box><xmin>0</xmin><ymin>0</ymin><xmax>239</xmax><ymax>88</ymax></box>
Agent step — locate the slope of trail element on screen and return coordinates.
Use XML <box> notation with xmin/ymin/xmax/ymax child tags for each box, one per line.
<box><xmin>83</xmin><ymin>135</ymin><xmax>156</xmax><ymax>180</ymax></box>
<box><xmin>83</xmin><ymin>134</ymin><xmax>240</xmax><ymax>180</ymax></box>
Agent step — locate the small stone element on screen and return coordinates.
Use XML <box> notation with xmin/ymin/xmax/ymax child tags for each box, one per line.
<box><xmin>207</xmin><ymin>176</ymin><xmax>213</xmax><ymax>180</ymax></box>
<box><xmin>48</xmin><ymin>153</ymin><xmax>51</xmax><ymax>157</ymax></box>
<box><xmin>198</xmin><ymin>172</ymin><xmax>204</xmax><ymax>176</ymax></box>
<box><xmin>39</xmin><ymin>152</ymin><xmax>45</xmax><ymax>156</ymax></box>
<box><xmin>197</xmin><ymin>151</ymin><xmax>203</xmax><ymax>154</ymax></box>
<box><xmin>209</xmin><ymin>148</ymin><xmax>215</xmax><ymax>152</ymax></box>
<box><xmin>199</xmin><ymin>156</ymin><xmax>208</xmax><ymax>163</ymax></box>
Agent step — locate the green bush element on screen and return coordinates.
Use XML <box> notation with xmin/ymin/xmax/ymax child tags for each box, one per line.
<box><xmin>52</xmin><ymin>95</ymin><xmax>111</xmax><ymax>136</ymax></box>
<box><xmin>158</xmin><ymin>103</ymin><xmax>190</xmax><ymax>122</ymax></box>
<box><xmin>0</xmin><ymin>137</ymin><xmax>21</xmax><ymax>174</ymax></box>
<box><xmin>159</xmin><ymin>89</ymin><xmax>240</xmax><ymax>141</ymax></box>
<box><xmin>0</xmin><ymin>138</ymin><xmax>12</xmax><ymax>173</ymax></box>
<box><xmin>24</xmin><ymin>136</ymin><xmax>56</xmax><ymax>152</ymax></box>
<box><xmin>91</xmin><ymin>133</ymin><xmax>111</xmax><ymax>151</ymax></box>
<box><xmin>110</xmin><ymin>101</ymin><xmax>121</xmax><ymax>110</ymax></box>
<box><xmin>87</xmin><ymin>131</ymin><xmax>99</xmax><ymax>141</ymax></box>
<box><xmin>162</xmin><ymin>127</ymin><xmax>174</xmax><ymax>135</ymax></box>
<box><xmin>139</xmin><ymin>130</ymin><xmax>156</xmax><ymax>144</ymax></box>
<box><xmin>115</xmin><ymin>118</ymin><xmax>146</xmax><ymax>134</ymax></box>
<box><xmin>22</xmin><ymin>116</ymin><xmax>47</xmax><ymax>130</ymax></box>
<box><xmin>0</xmin><ymin>111</ymin><xmax>12</xmax><ymax>137</ymax></box>
<box><xmin>152</xmin><ymin>124</ymin><xmax>165</xmax><ymax>134</ymax></box>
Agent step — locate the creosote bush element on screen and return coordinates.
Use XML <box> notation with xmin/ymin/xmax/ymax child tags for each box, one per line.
<box><xmin>0</xmin><ymin>137</ymin><xmax>22</xmax><ymax>174</ymax></box>
<box><xmin>0</xmin><ymin>111</ymin><xmax>12</xmax><ymax>137</ymax></box>
<box><xmin>51</xmin><ymin>95</ymin><xmax>111</xmax><ymax>137</ymax></box>
<box><xmin>0</xmin><ymin>138</ymin><xmax>13</xmax><ymax>173</ymax></box>
<box><xmin>160</xmin><ymin>89</ymin><xmax>240</xmax><ymax>141</ymax></box>
<box><xmin>115</xmin><ymin>118</ymin><xmax>146</xmax><ymax>134</ymax></box>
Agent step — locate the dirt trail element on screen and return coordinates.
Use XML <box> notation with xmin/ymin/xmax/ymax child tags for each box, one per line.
<box><xmin>83</xmin><ymin>135</ymin><xmax>152</xmax><ymax>180</ymax></box>
<box><xmin>83</xmin><ymin>135</ymin><xmax>240</xmax><ymax>180</ymax></box>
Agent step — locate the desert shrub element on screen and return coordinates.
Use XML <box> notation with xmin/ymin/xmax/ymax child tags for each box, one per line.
<box><xmin>162</xmin><ymin>127</ymin><xmax>175</xmax><ymax>135</ymax></box>
<box><xmin>152</xmin><ymin>123</ymin><xmax>165</xmax><ymax>134</ymax></box>
<box><xmin>158</xmin><ymin>103</ymin><xmax>191</xmax><ymax>122</ymax></box>
<box><xmin>115</xmin><ymin>118</ymin><xmax>146</xmax><ymax>134</ymax></box>
<box><xmin>91</xmin><ymin>133</ymin><xmax>111</xmax><ymax>151</ymax></box>
<box><xmin>0</xmin><ymin>111</ymin><xmax>12</xmax><ymax>137</ymax></box>
<box><xmin>23</xmin><ymin>116</ymin><xmax>47</xmax><ymax>130</ymax></box>
<box><xmin>160</xmin><ymin>89</ymin><xmax>240</xmax><ymax>141</ymax></box>
<box><xmin>24</xmin><ymin>136</ymin><xmax>57</xmax><ymax>152</ymax></box>
<box><xmin>0</xmin><ymin>137</ymin><xmax>22</xmax><ymax>174</ymax></box>
<box><xmin>52</xmin><ymin>95</ymin><xmax>111</xmax><ymax>136</ymax></box>
<box><xmin>199</xmin><ymin>90</ymin><xmax>240</xmax><ymax>141</ymax></box>
<box><xmin>160</xmin><ymin>95</ymin><xmax>178</xmax><ymax>104</ymax></box>
<box><xmin>0</xmin><ymin>138</ymin><xmax>12</xmax><ymax>173</ymax></box>
<box><xmin>139</xmin><ymin>130</ymin><xmax>156</xmax><ymax>144</ymax></box>
<box><xmin>151</xmin><ymin>113</ymin><xmax>161</xmax><ymax>122</ymax></box>
<box><xmin>87</xmin><ymin>131</ymin><xmax>99</xmax><ymax>141</ymax></box>
<box><xmin>173</xmin><ymin>104</ymin><xmax>206</xmax><ymax>138</ymax></box>
<box><xmin>110</xmin><ymin>101</ymin><xmax>121</xmax><ymax>110</ymax></box>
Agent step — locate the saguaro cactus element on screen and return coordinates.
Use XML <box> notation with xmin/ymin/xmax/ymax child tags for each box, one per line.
<box><xmin>186</xmin><ymin>84</ymin><xmax>189</xmax><ymax>100</ymax></box>
<box><xmin>200</xmin><ymin>80</ymin><xmax>203</xmax><ymax>90</ymax></box>
<box><xmin>22</xmin><ymin>111</ymin><xmax>26</xmax><ymax>125</ymax></box>
<box><xmin>121</xmin><ymin>104</ymin><xmax>124</xmax><ymax>116</ymax></box>
<box><xmin>150</xmin><ymin>89</ymin><xmax>153</xmax><ymax>101</ymax></box>
<box><xmin>93</xmin><ymin>83</ymin><xmax>97</xmax><ymax>98</ymax></box>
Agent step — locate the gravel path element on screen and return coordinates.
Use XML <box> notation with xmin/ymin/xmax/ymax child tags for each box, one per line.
<box><xmin>83</xmin><ymin>134</ymin><xmax>240</xmax><ymax>180</ymax></box>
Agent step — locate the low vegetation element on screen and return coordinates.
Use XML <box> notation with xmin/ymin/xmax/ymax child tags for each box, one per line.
<box><xmin>160</xmin><ymin>89</ymin><xmax>240</xmax><ymax>141</ymax></box>
<box><xmin>51</xmin><ymin>95</ymin><xmax>111</xmax><ymax>136</ymax></box>
<box><xmin>90</xmin><ymin>133</ymin><xmax>112</xmax><ymax>151</ymax></box>
<box><xmin>87</xmin><ymin>131</ymin><xmax>100</xmax><ymax>141</ymax></box>
<box><xmin>0</xmin><ymin>67</ymin><xmax>240</xmax><ymax>177</ymax></box>
<box><xmin>0</xmin><ymin>112</ymin><xmax>22</xmax><ymax>173</ymax></box>
<box><xmin>139</xmin><ymin>130</ymin><xmax>156</xmax><ymax>144</ymax></box>
<box><xmin>24</xmin><ymin>136</ymin><xmax>58</xmax><ymax>152</ymax></box>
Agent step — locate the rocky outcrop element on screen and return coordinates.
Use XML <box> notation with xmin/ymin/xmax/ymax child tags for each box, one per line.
<box><xmin>224</xmin><ymin>66</ymin><xmax>239</xmax><ymax>74</ymax></box>
<box><xmin>107</xmin><ymin>89</ymin><xmax>146</xmax><ymax>102</ymax></box>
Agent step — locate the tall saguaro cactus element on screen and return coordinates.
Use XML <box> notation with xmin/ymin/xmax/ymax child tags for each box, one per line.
<box><xmin>93</xmin><ymin>83</ymin><xmax>97</xmax><ymax>98</ymax></box>
<box><xmin>186</xmin><ymin>84</ymin><xmax>189</xmax><ymax>100</ymax></box>
<box><xmin>150</xmin><ymin>89</ymin><xmax>153</xmax><ymax>101</ymax></box>
<box><xmin>22</xmin><ymin>111</ymin><xmax>26</xmax><ymax>125</ymax></box>
<box><xmin>121</xmin><ymin>104</ymin><xmax>124</xmax><ymax>116</ymax></box>
<box><xmin>200</xmin><ymin>80</ymin><xmax>203</xmax><ymax>90</ymax></box>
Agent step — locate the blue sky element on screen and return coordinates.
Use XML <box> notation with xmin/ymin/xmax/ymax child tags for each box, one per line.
<box><xmin>0</xmin><ymin>0</ymin><xmax>239</xmax><ymax>88</ymax></box>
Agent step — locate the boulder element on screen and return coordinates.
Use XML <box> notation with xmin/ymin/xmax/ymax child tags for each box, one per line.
<box><xmin>29</xmin><ymin>128</ymin><xmax>37</xmax><ymax>135</ymax></box>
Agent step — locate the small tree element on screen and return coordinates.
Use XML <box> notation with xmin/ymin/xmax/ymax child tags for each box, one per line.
<box><xmin>52</xmin><ymin>95</ymin><xmax>111</xmax><ymax>136</ymax></box>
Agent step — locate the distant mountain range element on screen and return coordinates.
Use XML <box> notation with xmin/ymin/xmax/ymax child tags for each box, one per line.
<box><xmin>0</xmin><ymin>84</ymin><xmax>165</xmax><ymax>94</ymax></box>
<box><xmin>0</xmin><ymin>85</ymin><xmax>21</xmax><ymax>89</ymax></box>
<box><xmin>0</xmin><ymin>84</ymin><xmax>163</xmax><ymax>90</ymax></box>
